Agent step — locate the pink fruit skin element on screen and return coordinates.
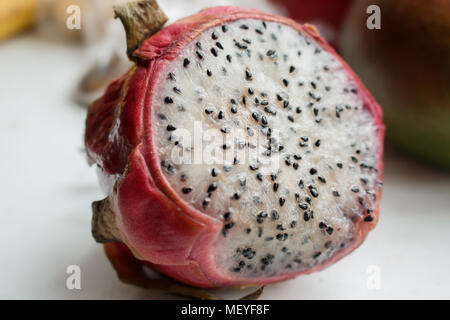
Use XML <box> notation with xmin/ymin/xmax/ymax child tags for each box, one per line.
<box><xmin>85</xmin><ymin>6</ymin><xmax>384</xmax><ymax>288</ymax></box>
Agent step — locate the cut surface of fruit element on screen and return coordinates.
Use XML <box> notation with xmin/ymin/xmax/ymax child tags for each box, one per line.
<box><xmin>153</xmin><ymin>19</ymin><xmax>381</xmax><ymax>279</ymax></box>
<box><xmin>85</xmin><ymin>4</ymin><xmax>384</xmax><ymax>288</ymax></box>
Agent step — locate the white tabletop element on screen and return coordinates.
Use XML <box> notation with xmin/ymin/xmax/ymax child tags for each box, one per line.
<box><xmin>1</xmin><ymin>32</ymin><xmax>449</xmax><ymax>300</ymax></box>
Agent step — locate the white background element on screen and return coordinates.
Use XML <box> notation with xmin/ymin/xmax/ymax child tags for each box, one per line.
<box><xmin>1</xmin><ymin>1</ymin><xmax>450</xmax><ymax>299</ymax></box>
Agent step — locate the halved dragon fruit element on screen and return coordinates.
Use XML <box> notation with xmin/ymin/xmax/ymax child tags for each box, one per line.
<box><xmin>85</xmin><ymin>0</ymin><xmax>384</xmax><ymax>289</ymax></box>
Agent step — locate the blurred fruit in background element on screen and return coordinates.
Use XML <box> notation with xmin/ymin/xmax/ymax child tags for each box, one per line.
<box><xmin>270</xmin><ymin>0</ymin><xmax>354</xmax><ymax>47</ymax></box>
<box><xmin>340</xmin><ymin>0</ymin><xmax>450</xmax><ymax>169</ymax></box>
<box><xmin>0</xmin><ymin>0</ymin><xmax>37</xmax><ymax>41</ymax></box>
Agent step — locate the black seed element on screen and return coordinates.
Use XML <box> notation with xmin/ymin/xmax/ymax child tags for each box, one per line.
<box><xmin>226</xmin><ymin>54</ymin><xmax>232</xmax><ymax>63</ymax></box>
<box><xmin>309</xmin><ymin>186</ymin><xmax>319</xmax><ymax>198</ymax></box>
<box><xmin>273</xmin><ymin>182</ymin><xmax>279</xmax><ymax>192</ymax></box>
<box><xmin>296</xmin><ymin>107</ymin><xmax>302</xmax><ymax>114</ymax></box>
<box><xmin>313</xmin><ymin>107</ymin><xmax>319</xmax><ymax>116</ymax></box>
<box><xmin>289</xmin><ymin>66</ymin><xmax>296</xmax><ymax>73</ymax></box>
<box><xmin>318</xmin><ymin>176</ymin><xmax>326</xmax><ymax>183</ymax></box>
<box><xmin>211</xmin><ymin>168</ymin><xmax>219</xmax><ymax>177</ymax></box>
<box><xmin>315</xmin><ymin>140</ymin><xmax>321</xmax><ymax>147</ymax></box>
<box><xmin>351</xmin><ymin>186</ymin><xmax>360</xmax><ymax>193</ymax></box>
<box><xmin>158</xmin><ymin>114</ymin><xmax>167</xmax><ymax>120</ymax></box>
<box><xmin>261</xmin><ymin>115</ymin><xmax>268</xmax><ymax>125</ymax></box>
<box><xmin>222</xmin><ymin>25</ymin><xmax>228</xmax><ymax>32</ymax></box>
<box><xmin>216</xmin><ymin>41</ymin><xmax>224</xmax><ymax>50</ymax></box>
<box><xmin>202</xmin><ymin>197</ymin><xmax>210</xmax><ymax>208</ymax></box>
<box><xmin>166</xmin><ymin>125</ymin><xmax>176</xmax><ymax>131</ymax></box>
<box><xmin>337</xmin><ymin>162</ymin><xmax>343</xmax><ymax>169</ymax></box>
<box><xmin>299</xmin><ymin>203</ymin><xmax>308</xmax><ymax>210</ymax></box>
<box><xmin>262</xmin><ymin>21</ymin><xmax>267</xmax><ymax>29</ymax></box>
<box><xmin>233</xmin><ymin>267</ymin><xmax>240</xmax><ymax>272</ymax></box>
<box><xmin>309</xmin><ymin>168</ymin><xmax>317</xmax><ymax>175</ymax></box>
<box><xmin>240</xmin><ymin>24</ymin><xmax>249</xmax><ymax>30</ymax></box>
<box><xmin>319</xmin><ymin>222</ymin><xmax>327</xmax><ymax>229</ymax></box>
<box><xmin>232</xmin><ymin>193</ymin><xmax>240</xmax><ymax>200</ymax></box>
<box><xmin>326</xmin><ymin>227</ymin><xmax>334</xmax><ymax>235</ymax></box>
<box><xmin>164</xmin><ymin>96</ymin><xmax>173</xmax><ymax>104</ymax></box>
<box><xmin>276</xmin><ymin>233</ymin><xmax>288</xmax><ymax>241</ymax></box>
<box><xmin>183</xmin><ymin>58</ymin><xmax>190</xmax><ymax>67</ymax></box>
<box><xmin>279</xmin><ymin>197</ymin><xmax>285</xmax><ymax>206</ymax></box>
<box><xmin>272</xmin><ymin>209</ymin><xmax>279</xmax><ymax>220</ymax></box>
<box><xmin>196</xmin><ymin>42</ymin><xmax>202</xmax><ymax>49</ymax></box>
<box><xmin>303</xmin><ymin>211</ymin><xmax>311</xmax><ymax>221</ymax></box>
<box><xmin>351</xmin><ymin>156</ymin><xmax>358</xmax><ymax>163</ymax></box>
<box><xmin>313</xmin><ymin>252</ymin><xmax>322</xmax><ymax>259</ymax></box>
<box><xmin>245</xmin><ymin>228</ymin><xmax>252</xmax><ymax>234</ymax></box>
<box><xmin>325</xmin><ymin>241</ymin><xmax>332</xmax><ymax>249</ymax></box>
<box><xmin>182</xmin><ymin>187</ymin><xmax>192</xmax><ymax>194</ymax></box>
<box><xmin>223</xmin><ymin>212</ymin><xmax>231</xmax><ymax>220</ymax></box>
<box><xmin>168</xmin><ymin>72</ymin><xmax>175</xmax><ymax>80</ymax></box>
<box><xmin>235</xmin><ymin>41</ymin><xmax>248</xmax><ymax>49</ymax></box>
<box><xmin>204</xmin><ymin>107</ymin><xmax>214</xmax><ymax>114</ymax></box>
<box><xmin>173</xmin><ymin>87</ymin><xmax>181</xmax><ymax>94</ymax></box>
<box><xmin>245</xmin><ymin>68</ymin><xmax>253</xmax><ymax>81</ymax></box>
<box><xmin>242</xmin><ymin>248</ymin><xmax>255</xmax><ymax>259</ymax></box>
<box><xmin>207</xmin><ymin>182</ymin><xmax>218</xmax><ymax>193</ymax></box>
<box><xmin>242</xmin><ymin>38</ymin><xmax>251</xmax><ymax>44</ymax></box>
<box><xmin>298</xmin><ymin>179</ymin><xmax>304</xmax><ymax>188</ymax></box>
<box><xmin>282</xmin><ymin>79</ymin><xmax>289</xmax><ymax>87</ymax></box>
<box><xmin>225</xmin><ymin>222</ymin><xmax>235</xmax><ymax>229</ymax></box>
<box><xmin>248</xmin><ymin>88</ymin><xmax>254</xmax><ymax>95</ymax></box>
<box><xmin>210</xmin><ymin>47</ymin><xmax>218</xmax><ymax>57</ymax></box>
<box><xmin>290</xmin><ymin>220</ymin><xmax>297</xmax><ymax>228</ymax></box>
<box><xmin>211</xmin><ymin>31</ymin><xmax>218</xmax><ymax>40</ymax></box>
<box><xmin>288</xmin><ymin>115</ymin><xmax>294</xmax><ymax>122</ymax></box>
<box><xmin>256</xmin><ymin>173</ymin><xmax>263</xmax><ymax>181</ymax></box>
<box><xmin>249</xmin><ymin>163</ymin><xmax>259</xmax><ymax>171</ymax></box>
<box><xmin>196</xmin><ymin>51</ymin><xmax>204</xmax><ymax>59</ymax></box>
<box><xmin>230</xmin><ymin>105</ymin><xmax>237</xmax><ymax>113</ymax></box>
<box><xmin>252</xmin><ymin>112</ymin><xmax>260</xmax><ymax>122</ymax></box>
<box><xmin>266</xmin><ymin>49</ymin><xmax>276</xmax><ymax>57</ymax></box>
<box><xmin>364</xmin><ymin>216</ymin><xmax>374</xmax><ymax>222</ymax></box>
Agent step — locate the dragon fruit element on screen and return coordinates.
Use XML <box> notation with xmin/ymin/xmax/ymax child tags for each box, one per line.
<box><xmin>85</xmin><ymin>0</ymin><xmax>384</xmax><ymax>290</ymax></box>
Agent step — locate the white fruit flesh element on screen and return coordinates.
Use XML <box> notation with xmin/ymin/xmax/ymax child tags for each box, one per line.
<box><xmin>152</xmin><ymin>19</ymin><xmax>380</xmax><ymax>278</ymax></box>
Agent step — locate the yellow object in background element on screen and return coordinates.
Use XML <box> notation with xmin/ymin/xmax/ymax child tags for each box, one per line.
<box><xmin>0</xmin><ymin>0</ymin><xmax>37</xmax><ymax>41</ymax></box>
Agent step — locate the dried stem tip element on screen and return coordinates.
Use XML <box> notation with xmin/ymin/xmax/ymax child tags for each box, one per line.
<box><xmin>114</xmin><ymin>0</ymin><xmax>168</xmax><ymax>60</ymax></box>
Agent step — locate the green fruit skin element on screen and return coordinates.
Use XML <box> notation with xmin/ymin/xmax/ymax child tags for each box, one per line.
<box><xmin>340</xmin><ymin>0</ymin><xmax>450</xmax><ymax>169</ymax></box>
